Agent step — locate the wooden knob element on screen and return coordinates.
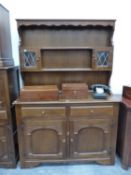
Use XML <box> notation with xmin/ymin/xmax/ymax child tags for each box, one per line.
<box><xmin>42</xmin><ymin>111</ymin><xmax>45</xmax><ymax>115</ymax></box>
<box><xmin>70</xmin><ymin>138</ymin><xmax>74</xmax><ymax>142</ymax></box>
<box><xmin>73</xmin><ymin>91</ymin><xmax>77</xmax><ymax>95</ymax></box>
<box><xmin>90</xmin><ymin>110</ymin><xmax>94</xmax><ymax>113</ymax></box>
<box><xmin>62</xmin><ymin>139</ymin><xmax>66</xmax><ymax>143</ymax></box>
<box><xmin>58</xmin><ymin>152</ymin><xmax>62</xmax><ymax>156</ymax></box>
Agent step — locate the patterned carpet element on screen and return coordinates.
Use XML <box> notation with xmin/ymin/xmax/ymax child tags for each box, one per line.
<box><xmin>0</xmin><ymin>157</ymin><xmax>131</xmax><ymax>175</ymax></box>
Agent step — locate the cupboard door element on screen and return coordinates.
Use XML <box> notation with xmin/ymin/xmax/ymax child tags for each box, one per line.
<box><xmin>124</xmin><ymin>122</ymin><xmax>131</xmax><ymax>167</ymax></box>
<box><xmin>0</xmin><ymin>73</ymin><xmax>6</xmax><ymax>107</ymax></box>
<box><xmin>69</xmin><ymin>118</ymin><xmax>113</xmax><ymax>159</ymax></box>
<box><xmin>20</xmin><ymin>48</ymin><xmax>41</xmax><ymax>71</ymax></box>
<box><xmin>21</xmin><ymin>119</ymin><xmax>66</xmax><ymax>160</ymax></box>
<box><xmin>92</xmin><ymin>47</ymin><xmax>113</xmax><ymax>70</ymax></box>
<box><xmin>0</xmin><ymin>124</ymin><xmax>9</xmax><ymax>161</ymax></box>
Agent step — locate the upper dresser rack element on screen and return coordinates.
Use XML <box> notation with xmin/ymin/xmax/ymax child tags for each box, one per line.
<box><xmin>17</xmin><ymin>20</ymin><xmax>115</xmax><ymax>72</ymax></box>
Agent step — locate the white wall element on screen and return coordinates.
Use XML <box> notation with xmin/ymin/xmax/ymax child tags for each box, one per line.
<box><xmin>1</xmin><ymin>0</ymin><xmax>131</xmax><ymax>94</ymax></box>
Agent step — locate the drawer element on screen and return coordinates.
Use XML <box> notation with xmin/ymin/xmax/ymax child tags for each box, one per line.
<box><xmin>70</xmin><ymin>105</ymin><xmax>113</xmax><ymax>117</ymax></box>
<box><xmin>0</xmin><ymin>110</ymin><xmax>7</xmax><ymax>120</ymax></box>
<box><xmin>21</xmin><ymin>107</ymin><xmax>66</xmax><ymax>118</ymax></box>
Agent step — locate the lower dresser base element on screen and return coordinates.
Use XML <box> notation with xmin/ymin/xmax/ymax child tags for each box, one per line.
<box><xmin>20</xmin><ymin>158</ymin><xmax>114</xmax><ymax>168</ymax></box>
<box><xmin>15</xmin><ymin>98</ymin><xmax>120</xmax><ymax>168</ymax></box>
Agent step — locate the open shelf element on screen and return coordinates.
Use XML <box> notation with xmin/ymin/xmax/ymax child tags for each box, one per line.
<box><xmin>21</xmin><ymin>68</ymin><xmax>111</xmax><ymax>72</ymax></box>
<box><xmin>19</xmin><ymin>19</ymin><xmax>114</xmax><ymax>88</ymax></box>
<box><xmin>41</xmin><ymin>47</ymin><xmax>95</xmax><ymax>50</ymax></box>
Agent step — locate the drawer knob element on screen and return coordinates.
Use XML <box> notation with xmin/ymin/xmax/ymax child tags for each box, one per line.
<box><xmin>62</xmin><ymin>139</ymin><xmax>66</xmax><ymax>143</ymax></box>
<box><xmin>66</xmin><ymin>131</ymin><xmax>69</xmax><ymax>136</ymax></box>
<box><xmin>42</xmin><ymin>111</ymin><xmax>45</xmax><ymax>115</ymax></box>
<box><xmin>73</xmin><ymin>91</ymin><xmax>77</xmax><ymax>95</ymax></box>
<box><xmin>58</xmin><ymin>152</ymin><xmax>63</xmax><ymax>156</ymax></box>
<box><xmin>90</xmin><ymin>110</ymin><xmax>94</xmax><ymax>113</ymax></box>
<box><xmin>70</xmin><ymin>138</ymin><xmax>74</xmax><ymax>142</ymax></box>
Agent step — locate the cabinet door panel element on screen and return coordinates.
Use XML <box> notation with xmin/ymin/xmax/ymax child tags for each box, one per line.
<box><xmin>21</xmin><ymin>119</ymin><xmax>66</xmax><ymax>160</ymax></box>
<box><xmin>0</xmin><ymin>74</ymin><xmax>6</xmax><ymax>107</ymax></box>
<box><xmin>0</xmin><ymin>125</ymin><xmax>9</xmax><ymax>161</ymax></box>
<box><xmin>20</xmin><ymin>48</ymin><xmax>41</xmax><ymax>71</ymax></box>
<box><xmin>126</xmin><ymin>121</ymin><xmax>131</xmax><ymax>164</ymax></box>
<box><xmin>69</xmin><ymin>119</ymin><xmax>113</xmax><ymax>159</ymax></box>
<box><xmin>92</xmin><ymin>47</ymin><xmax>113</xmax><ymax>70</ymax></box>
<box><xmin>0</xmin><ymin>110</ymin><xmax>7</xmax><ymax>120</ymax></box>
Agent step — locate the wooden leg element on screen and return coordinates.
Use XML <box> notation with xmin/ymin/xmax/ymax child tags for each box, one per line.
<box><xmin>21</xmin><ymin>161</ymin><xmax>40</xmax><ymax>168</ymax></box>
<box><xmin>122</xmin><ymin>163</ymin><xmax>129</xmax><ymax>170</ymax></box>
<box><xmin>97</xmin><ymin>159</ymin><xmax>114</xmax><ymax>165</ymax></box>
<box><xmin>0</xmin><ymin>161</ymin><xmax>16</xmax><ymax>168</ymax></box>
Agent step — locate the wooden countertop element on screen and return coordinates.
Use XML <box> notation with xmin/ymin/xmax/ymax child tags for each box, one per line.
<box><xmin>14</xmin><ymin>93</ymin><xmax>122</xmax><ymax>105</ymax></box>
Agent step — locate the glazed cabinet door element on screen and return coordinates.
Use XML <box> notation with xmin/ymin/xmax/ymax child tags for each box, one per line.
<box><xmin>21</xmin><ymin>119</ymin><xmax>66</xmax><ymax>160</ymax></box>
<box><xmin>20</xmin><ymin>48</ymin><xmax>41</xmax><ymax>71</ymax></box>
<box><xmin>92</xmin><ymin>47</ymin><xmax>113</xmax><ymax>70</ymax></box>
<box><xmin>69</xmin><ymin>118</ymin><xmax>113</xmax><ymax>159</ymax></box>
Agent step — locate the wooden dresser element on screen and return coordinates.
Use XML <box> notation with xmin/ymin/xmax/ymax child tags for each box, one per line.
<box><xmin>15</xmin><ymin>19</ymin><xmax>121</xmax><ymax>168</ymax></box>
<box><xmin>117</xmin><ymin>86</ymin><xmax>131</xmax><ymax>169</ymax></box>
<box><xmin>0</xmin><ymin>4</ymin><xmax>19</xmax><ymax>168</ymax></box>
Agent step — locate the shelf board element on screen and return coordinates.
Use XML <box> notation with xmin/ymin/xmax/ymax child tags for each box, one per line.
<box><xmin>41</xmin><ymin>47</ymin><xmax>93</xmax><ymax>50</ymax></box>
<box><xmin>40</xmin><ymin>46</ymin><xmax>112</xmax><ymax>50</ymax></box>
<box><xmin>42</xmin><ymin>68</ymin><xmax>92</xmax><ymax>72</ymax></box>
<box><xmin>21</xmin><ymin>68</ymin><xmax>111</xmax><ymax>72</ymax></box>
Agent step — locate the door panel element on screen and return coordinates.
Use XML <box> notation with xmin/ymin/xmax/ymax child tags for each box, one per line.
<box><xmin>31</xmin><ymin>129</ymin><xmax>59</xmax><ymax>154</ymax></box>
<box><xmin>22</xmin><ymin>119</ymin><xmax>66</xmax><ymax>160</ymax></box>
<box><xmin>0</xmin><ymin>125</ymin><xmax>9</xmax><ymax>161</ymax></box>
<box><xmin>77</xmin><ymin>127</ymin><xmax>104</xmax><ymax>153</ymax></box>
<box><xmin>0</xmin><ymin>74</ymin><xmax>6</xmax><ymax>107</ymax></box>
<box><xmin>69</xmin><ymin>119</ymin><xmax>112</xmax><ymax>159</ymax></box>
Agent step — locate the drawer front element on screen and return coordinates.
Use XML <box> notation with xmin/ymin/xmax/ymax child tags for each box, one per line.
<box><xmin>21</xmin><ymin>107</ymin><xmax>66</xmax><ymax>119</ymax></box>
<box><xmin>70</xmin><ymin>105</ymin><xmax>113</xmax><ymax>117</ymax></box>
<box><xmin>0</xmin><ymin>110</ymin><xmax>7</xmax><ymax>120</ymax></box>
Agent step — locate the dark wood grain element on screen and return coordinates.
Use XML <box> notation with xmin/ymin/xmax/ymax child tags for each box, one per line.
<box><xmin>15</xmin><ymin>101</ymin><xmax>119</xmax><ymax>168</ymax></box>
<box><xmin>0</xmin><ymin>4</ymin><xmax>19</xmax><ymax>168</ymax></box>
<box><xmin>15</xmin><ymin>19</ymin><xmax>120</xmax><ymax>168</ymax></box>
<box><xmin>117</xmin><ymin>86</ymin><xmax>131</xmax><ymax>169</ymax></box>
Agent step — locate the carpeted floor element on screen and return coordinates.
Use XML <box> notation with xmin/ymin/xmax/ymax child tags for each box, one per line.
<box><xmin>0</xmin><ymin>157</ymin><xmax>131</xmax><ymax>175</ymax></box>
